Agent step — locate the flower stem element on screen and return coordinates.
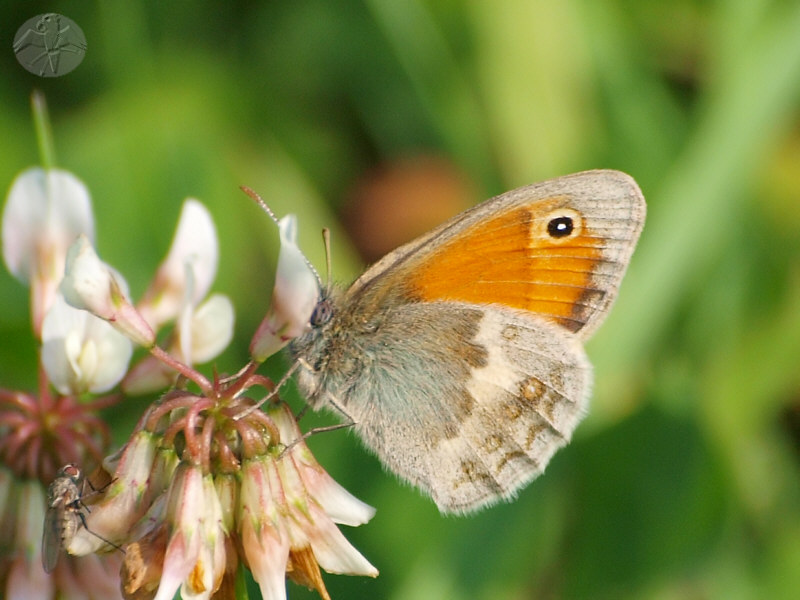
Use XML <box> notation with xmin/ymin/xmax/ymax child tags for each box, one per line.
<box><xmin>31</xmin><ymin>90</ymin><xmax>56</xmax><ymax>170</ymax></box>
<box><xmin>148</xmin><ymin>344</ymin><xmax>213</xmax><ymax>395</ymax></box>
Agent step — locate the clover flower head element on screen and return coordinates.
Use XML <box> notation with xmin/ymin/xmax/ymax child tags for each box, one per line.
<box><xmin>71</xmin><ymin>395</ymin><xmax>376</xmax><ymax>600</ymax></box>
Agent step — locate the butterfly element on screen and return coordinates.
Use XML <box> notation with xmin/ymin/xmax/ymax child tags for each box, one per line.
<box><xmin>289</xmin><ymin>169</ymin><xmax>645</xmax><ymax>513</ymax></box>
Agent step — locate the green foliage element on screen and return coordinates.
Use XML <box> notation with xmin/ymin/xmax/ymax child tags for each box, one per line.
<box><xmin>2</xmin><ymin>1</ymin><xmax>799</xmax><ymax>598</ymax></box>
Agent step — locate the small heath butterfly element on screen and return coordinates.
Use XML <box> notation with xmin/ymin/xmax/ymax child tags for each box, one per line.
<box><xmin>290</xmin><ymin>169</ymin><xmax>645</xmax><ymax>513</ymax></box>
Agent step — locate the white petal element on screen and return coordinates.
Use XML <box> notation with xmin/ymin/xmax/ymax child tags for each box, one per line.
<box><xmin>275</xmin><ymin>454</ymin><xmax>377</xmax><ymax>577</ymax></box>
<box><xmin>138</xmin><ymin>199</ymin><xmax>218</xmax><ymax>328</ymax></box>
<box><xmin>176</xmin><ymin>262</ymin><xmax>195</xmax><ymax>363</ymax></box>
<box><xmin>274</xmin><ymin>215</ymin><xmax>320</xmax><ymax>332</ymax></box>
<box><xmin>2</xmin><ymin>168</ymin><xmax>94</xmax><ymax>283</ymax></box>
<box><xmin>305</xmin><ymin>504</ymin><xmax>379</xmax><ymax>577</ymax></box>
<box><xmin>244</xmin><ymin>523</ymin><xmax>289</xmax><ymax>600</ymax></box>
<box><xmin>270</xmin><ymin>406</ymin><xmax>375</xmax><ymax>525</ymax></box>
<box><xmin>239</xmin><ymin>459</ymin><xmax>290</xmax><ymax>600</ymax></box>
<box><xmin>61</xmin><ymin>236</ymin><xmax>155</xmax><ymax>347</ymax></box>
<box><xmin>250</xmin><ymin>215</ymin><xmax>320</xmax><ymax>361</ymax></box>
<box><xmin>60</xmin><ymin>235</ymin><xmax>121</xmax><ymax>315</ymax></box>
<box><xmin>300</xmin><ymin>463</ymin><xmax>376</xmax><ymax>527</ymax></box>
<box><xmin>41</xmin><ymin>294</ymin><xmax>133</xmax><ymax>394</ymax></box>
<box><xmin>122</xmin><ymin>355</ymin><xmax>176</xmax><ymax>395</ymax></box>
<box><xmin>187</xmin><ymin>294</ymin><xmax>234</xmax><ymax>363</ymax></box>
<box><xmin>82</xmin><ymin>317</ymin><xmax>134</xmax><ymax>392</ymax></box>
<box><xmin>154</xmin><ymin>465</ymin><xmax>204</xmax><ymax>600</ymax></box>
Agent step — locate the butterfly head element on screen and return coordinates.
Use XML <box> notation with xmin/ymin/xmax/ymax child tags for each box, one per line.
<box><xmin>309</xmin><ymin>291</ymin><xmax>335</xmax><ymax>329</ymax></box>
<box><xmin>288</xmin><ymin>286</ymin><xmax>340</xmax><ymax>391</ymax></box>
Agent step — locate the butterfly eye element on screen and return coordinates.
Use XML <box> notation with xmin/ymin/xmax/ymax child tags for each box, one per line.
<box><xmin>547</xmin><ymin>216</ymin><xmax>574</xmax><ymax>238</ymax></box>
<box><xmin>310</xmin><ymin>298</ymin><xmax>334</xmax><ymax>327</ymax></box>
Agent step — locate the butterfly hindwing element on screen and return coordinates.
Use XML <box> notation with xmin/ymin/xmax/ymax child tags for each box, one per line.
<box><xmin>297</xmin><ymin>300</ymin><xmax>590</xmax><ymax>513</ymax></box>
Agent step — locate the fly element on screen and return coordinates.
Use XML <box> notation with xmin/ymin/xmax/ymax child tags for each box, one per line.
<box><xmin>41</xmin><ymin>463</ymin><xmax>122</xmax><ymax>573</ymax></box>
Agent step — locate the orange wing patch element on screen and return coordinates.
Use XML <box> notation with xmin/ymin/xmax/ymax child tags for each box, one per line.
<box><xmin>404</xmin><ymin>200</ymin><xmax>604</xmax><ymax>332</ymax></box>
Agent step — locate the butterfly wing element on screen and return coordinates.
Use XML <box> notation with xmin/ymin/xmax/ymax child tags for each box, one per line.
<box><xmin>294</xmin><ymin>170</ymin><xmax>644</xmax><ymax>512</ymax></box>
<box><xmin>328</xmin><ymin>301</ymin><xmax>591</xmax><ymax>512</ymax></box>
<box><xmin>347</xmin><ymin>169</ymin><xmax>645</xmax><ymax>339</ymax></box>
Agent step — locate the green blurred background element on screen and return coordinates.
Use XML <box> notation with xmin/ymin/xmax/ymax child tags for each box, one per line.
<box><xmin>2</xmin><ymin>1</ymin><xmax>800</xmax><ymax>599</ymax></box>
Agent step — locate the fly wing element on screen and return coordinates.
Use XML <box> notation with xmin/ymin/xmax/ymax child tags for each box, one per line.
<box><xmin>42</xmin><ymin>498</ymin><xmax>66</xmax><ymax>573</ymax></box>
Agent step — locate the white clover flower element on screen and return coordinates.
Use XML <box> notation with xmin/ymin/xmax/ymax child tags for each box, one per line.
<box><xmin>69</xmin><ymin>431</ymin><xmax>163</xmax><ymax>555</ymax></box>
<box><xmin>123</xmin><ymin>292</ymin><xmax>236</xmax><ymax>396</ymax></box>
<box><xmin>41</xmin><ymin>293</ymin><xmax>133</xmax><ymax>395</ymax></box>
<box><xmin>250</xmin><ymin>215</ymin><xmax>321</xmax><ymax>362</ymax></box>
<box><xmin>183</xmin><ymin>293</ymin><xmax>235</xmax><ymax>364</ymax></box>
<box><xmin>239</xmin><ymin>404</ymin><xmax>377</xmax><ymax>600</ymax></box>
<box><xmin>2</xmin><ymin>168</ymin><xmax>95</xmax><ymax>284</ymax></box>
<box><xmin>121</xmin><ymin>200</ymin><xmax>233</xmax><ymax>395</ymax></box>
<box><xmin>61</xmin><ymin>235</ymin><xmax>156</xmax><ymax>348</ymax></box>
<box><xmin>137</xmin><ymin>199</ymin><xmax>219</xmax><ymax>330</ymax></box>
<box><xmin>151</xmin><ymin>464</ymin><xmax>226</xmax><ymax>600</ymax></box>
<box><xmin>71</xmin><ymin>396</ymin><xmax>376</xmax><ymax>600</ymax></box>
<box><xmin>2</xmin><ymin>167</ymin><xmax>95</xmax><ymax>335</ymax></box>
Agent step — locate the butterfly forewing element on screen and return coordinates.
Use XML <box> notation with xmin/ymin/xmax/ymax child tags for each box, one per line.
<box><xmin>375</xmin><ymin>170</ymin><xmax>645</xmax><ymax>338</ymax></box>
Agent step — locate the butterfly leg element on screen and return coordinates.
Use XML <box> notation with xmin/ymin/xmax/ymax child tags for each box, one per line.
<box><xmin>278</xmin><ymin>389</ymin><xmax>356</xmax><ymax>458</ymax></box>
<box><xmin>233</xmin><ymin>360</ymin><xmax>300</xmax><ymax>420</ymax></box>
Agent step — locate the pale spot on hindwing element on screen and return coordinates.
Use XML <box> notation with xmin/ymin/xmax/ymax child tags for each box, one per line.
<box><xmin>502</xmin><ymin>323</ymin><xmax>521</xmax><ymax>341</ymax></box>
<box><xmin>520</xmin><ymin>375</ymin><xmax>545</xmax><ymax>402</ymax></box>
<box><xmin>483</xmin><ymin>433</ymin><xmax>503</xmax><ymax>452</ymax></box>
<box><xmin>519</xmin><ymin>373</ymin><xmax>567</xmax><ymax>424</ymax></box>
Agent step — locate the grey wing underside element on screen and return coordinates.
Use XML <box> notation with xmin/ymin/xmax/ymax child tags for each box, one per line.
<box><xmin>42</xmin><ymin>504</ymin><xmax>62</xmax><ymax>573</ymax></box>
<box><xmin>42</xmin><ymin>500</ymin><xmax>72</xmax><ymax>573</ymax></box>
<box><xmin>333</xmin><ymin>302</ymin><xmax>592</xmax><ymax>514</ymax></box>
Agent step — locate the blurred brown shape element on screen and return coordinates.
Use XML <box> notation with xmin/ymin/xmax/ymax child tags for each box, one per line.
<box><xmin>342</xmin><ymin>156</ymin><xmax>478</xmax><ymax>264</ymax></box>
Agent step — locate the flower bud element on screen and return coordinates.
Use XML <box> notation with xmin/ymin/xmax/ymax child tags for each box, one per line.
<box><xmin>250</xmin><ymin>215</ymin><xmax>320</xmax><ymax>362</ymax></box>
<box><xmin>61</xmin><ymin>235</ymin><xmax>156</xmax><ymax>348</ymax></box>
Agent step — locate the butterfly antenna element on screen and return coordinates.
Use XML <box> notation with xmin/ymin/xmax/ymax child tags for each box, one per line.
<box><xmin>302</xmin><ymin>232</ymin><xmax>325</xmax><ymax>292</ymax></box>
<box><xmin>240</xmin><ymin>185</ymin><xmax>325</xmax><ymax>288</ymax></box>
<box><xmin>322</xmin><ymin>227</ymin><xmax>332</xmax><ymax>291</ymax></box>
<box><xmin>240</xmin><ymin>185</ymin><xmax>280</xmax><ymax>225</ymax></box>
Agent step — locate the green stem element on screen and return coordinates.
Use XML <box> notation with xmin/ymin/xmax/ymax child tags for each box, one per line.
<box><xmin>31</xmin><ymin>90</ymin><xmax>56</xmax><ymax>169</ymax></box>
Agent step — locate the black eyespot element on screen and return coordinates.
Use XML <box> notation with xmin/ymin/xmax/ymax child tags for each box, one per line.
<box><xmin>547</xmin><ymin>216</ymin><xmax>574</xmax><ymax>238</ymax></box>
<box><xmin>310</xmin><ymin>298</ymin><xmax>334</xmax><ymax>327</ymax></box>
